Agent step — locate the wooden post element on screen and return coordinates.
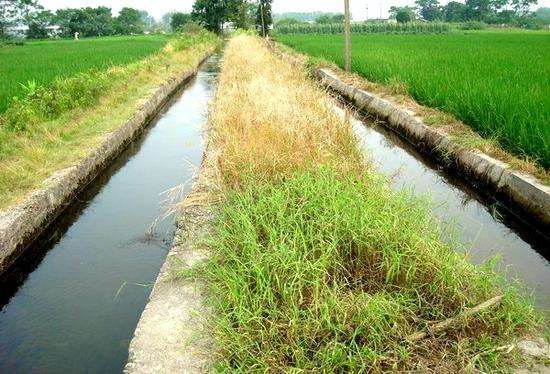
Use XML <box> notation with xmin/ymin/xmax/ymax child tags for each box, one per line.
<box><xmin>344</xmin><ymin>0</ymin><xmax>351</xmax><ymax>72</ymax></box>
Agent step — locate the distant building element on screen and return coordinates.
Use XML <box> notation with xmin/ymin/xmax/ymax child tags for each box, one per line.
<box><xmin>5</xmin><ymin>24</ymin><xmax>61</xmax><ymax>39</ymax></box>
<box><xmin>46</xmin><ymin>25</ymin><xmax>61</xmax><ymax>37</ymax></box>
<box><xmin>222</xmin><ymin>22</ymin><xmax>236</xmax><ymax>33</ymax></box>
<box><xmin>5</xmin><ymin>25</ymin><xmax>28</xmax><ymax>38</ymax></box>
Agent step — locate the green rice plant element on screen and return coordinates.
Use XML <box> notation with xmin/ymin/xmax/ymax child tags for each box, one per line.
<box><xmin>0</xmin><ymin>34</ymin><xmax>170</xmax><ymax>113</ymax></box>
<box><xmin>275</xmin><ymin>21</ymin><xmax>451</xmax><ymax>35</ymax></box>
<box><xmin>278</xmin><ymin>30</ymin><xmax>550</xmax><ymax>169</ymax></box>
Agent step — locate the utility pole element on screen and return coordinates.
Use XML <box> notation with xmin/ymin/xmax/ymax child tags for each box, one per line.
<box><xmin>344</xmin><ymin>0</ymin><xmax>351</xmax><ymax>72</ymax></box>
<box><xmin>260</xmin><ymin>2</ymin><xmax>266</xmax><ymax>38</ymax></box>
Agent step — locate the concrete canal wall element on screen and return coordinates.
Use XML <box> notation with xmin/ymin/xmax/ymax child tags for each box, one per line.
<box><xmin>315</xmin><ymin>68</ymin><xmax>550</xmax><ymax>228</ymax></box>
<box><xmin>125</xmin><ymin>139</ymin><xmax>219</xmax><ymax>373</ymax></box>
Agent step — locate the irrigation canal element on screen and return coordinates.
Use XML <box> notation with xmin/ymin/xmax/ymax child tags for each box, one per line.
<box><xmin>337</xmin><ymin>105</ymin><xmax>549</xmax><ymax>308</ymax></box>
<box><xmin>0</xmin><ymin>56</ymin><xmax>220</xmax><ymax>373</ymax></box>
<box><xmin>0</xmin><ymin>55</ymin><xmax>548</xmax><ymax>373</ymax></box>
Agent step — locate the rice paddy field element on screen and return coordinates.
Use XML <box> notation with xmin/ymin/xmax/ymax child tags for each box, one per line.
<box><xmin>0</xmin><ymin>35</ymin><xmax>170</xmax><ymax>113</ymax></box>
<box><xmin>278</xmin><ymin>30</ymin><xmax>550</xmax><ymax>169</ymax></box>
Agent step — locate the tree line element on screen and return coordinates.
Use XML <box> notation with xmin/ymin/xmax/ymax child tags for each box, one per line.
<box><xmin>189</xmin><ymin>0</ymin><xmax>272</xmax><ymax>35</ymax></box>
<box><xmin>1</xmin><ymin>0</ymin><xmax>274</xmax><ymax>40</ymax></box>
<box><xmin>1</xmin><ymin>1</ymin><xmax>159</xmax><ymax>39</ymax></box>
<box><xmin>390</xmin><ymin>0</ymin><xmax>544</xmax><ymax>27</ymax></box>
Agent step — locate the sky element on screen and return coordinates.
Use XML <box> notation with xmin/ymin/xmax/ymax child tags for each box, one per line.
<box><xmin>39</xmin><ymin>0</ymin><xmax>550</xmax><ymax>20</ymax></box>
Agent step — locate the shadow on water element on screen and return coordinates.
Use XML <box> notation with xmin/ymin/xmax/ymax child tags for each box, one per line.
<box><xmin>337</xmin><ymin>104</ymin><xmax>550</xmax><ymax>308</ymax></box>
<box><xmin>0</xmin><ymin>56</ymin><xmax>220</xmax><ymax>373</ymax></box>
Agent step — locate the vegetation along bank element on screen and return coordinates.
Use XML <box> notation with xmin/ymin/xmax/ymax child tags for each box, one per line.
<box><xmin>0</xmin><ymin>29</ymin><xmax>220</xmax><ymax>273</ymax></box>
<box><xmin>183</xmin><ymin>34</ymin><xmax>546</xmax><ymax>372</ymax></box>
<box><xmin>0</xmin><ymin>35</ymin><xmax>170</xmax><ymax>113</ymax></box>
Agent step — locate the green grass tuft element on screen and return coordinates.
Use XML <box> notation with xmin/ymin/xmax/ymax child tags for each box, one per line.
<box><xmin>203</xmin><ymin>167</ymin><xmax>538</xmax><ymax>371</ymax></box>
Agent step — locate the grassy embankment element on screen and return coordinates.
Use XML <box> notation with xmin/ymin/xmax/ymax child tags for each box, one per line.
<box><xmin>278</xmin><ymin>31</ymin><xmax>550</xmax><ymax>172</ymax></box>
<box><xmin>0</xmin><ymin>31</ymin><xmax>220</xmax><ymax>210</ymax></box>
<box><xmin>192</xmin><ymin>34</ymin><xmax>544</xmax><ymax>372</ymax></box>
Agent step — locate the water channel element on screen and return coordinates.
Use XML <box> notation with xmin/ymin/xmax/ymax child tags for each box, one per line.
<box><xmin>0</xmin><ymin>56</ymin><xmax>220</xmax><ymax>373</ymax></box>
<box><xmin>0</xmin><ymin>54</ymin><xmax>547</xmax><ymax>373</ymax></box>
<box><xmin>337</xmin><ymin>105</ymin><xmax>549</xmax><ymax>309</ymax></box>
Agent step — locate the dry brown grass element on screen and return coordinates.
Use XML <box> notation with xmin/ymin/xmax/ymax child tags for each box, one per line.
<box><xmin>211</xmin><ymin>35</ymin><xmax>363</xmax><ymax>186</ymax></box>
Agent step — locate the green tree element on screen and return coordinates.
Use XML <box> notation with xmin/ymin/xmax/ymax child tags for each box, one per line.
<box><xmin>443</xmin><ymin>1</ymin><xmax>468</xmax><ymax>21</ymax></box>
<box><xmin>464</xmin><ymin>0</ymin><xmax>494</xmax><ymax>20</ymax></box>
<box><xmin>415</xmin><ymin>0</ymin><xmax>443</xmax><ymax>21</ymax></box>
<box><xmin>315</xmin><ymin>14</ymin><xmax>332</xmax><ymax>24</ymax></box>
<box><xmin>171</xmin><ymin>12</ymin><xmax>192</xmax><ymax>31</ymax></box>
<box><xmin>227</xmin><ymin>0</ymin><xmax>254</xmax><ymax>29</ymax></box>
<box><xmin>331</xmin><ymin>14</ymin><xmax>345</xmax><ymax>23</ymax></box>
<box><xmin>54</xmin><ymin>8</ymin><xmax>81</xmax><ymax>37</ymax></box>
<box><xmin>191</xmin><ymin>0</ymin><xmax>227</xmax><ymax>33</ymax></box>
<box><xmin>389</xmin><ymin>6</ymin><xmax>417</xmax><ymax>23</ymax></box>
<box><xmin>256</xmin><ymin>0</ymin><xmax>273</xmax><ymax>36</ymax></box>
<box><xmin>161</xmin><ymin>12</ymin><xmax>174</xmax><ymax>32</ymax></box>
<box><xmin>496</xmin><ymin>9</ymin><xmax>518</xmax><ymax>23</ymax></box>
<box><xmin>115</xmin><ymin>7</ymin><xmax>144</xmax><ymax>34</ymax></box>
<box><xmin>86</xmin><ymin>7</ymin><xmax>114</xmax><ymax>36</ymax></box>
<box><xmin>54</xmin><ymin>7</ymin><xmax>115</xmax><ymax>37</ymax></box>
<box><xmin>1</xmin><ymin>0</ymin><xmax>39</xmax><ymax>38</ymax></box>
<box><xmin>535</xmin><ymin>7</ymin><xmax>550</xmax><ymax>23</ymax></box>
<box><xmin>510</xmin><ymin>0</ymin><xmax>538</xmax><ymax>17</ymax></box>
<box><xmin>140</xmin><ymin>10</ymin><xmax>156</xmax><ymax>32</ymax></box>
<box><xmin>276</xmin><ymin>17</ymin><xmax>300</xmax><ymax>26</ymax></box>
<box><xmin>25</xmin><ymin>9</ymin><xmax>53</xmax><ymax>39</ymax></box>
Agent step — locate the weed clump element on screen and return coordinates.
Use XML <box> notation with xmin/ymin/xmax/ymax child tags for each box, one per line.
<box><xmin>1</xmin><ymin>71</ymin><xmax>111</xmax><ymax>132</ymax></box>
<box><xmin>208</xmin><ymin>168</ymin><xmax>536</xmax><ymax>371</ymax></box>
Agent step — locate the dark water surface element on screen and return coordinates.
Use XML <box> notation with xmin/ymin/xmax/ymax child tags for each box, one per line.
<box><xmin>0</xmin><ymin>56</ymin><xmax>219</xmax><ymax>373</ymax></box>
<box><xmin>337</xmin><ymin>105</ymin><xmax>550</xmax><ymax>308</ymax></box>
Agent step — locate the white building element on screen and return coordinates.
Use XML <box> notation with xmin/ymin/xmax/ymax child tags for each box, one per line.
<box><xmin>5</xmin><ymin>24</ymin><xmax>61</xmax><ymax>39</ymax></box>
